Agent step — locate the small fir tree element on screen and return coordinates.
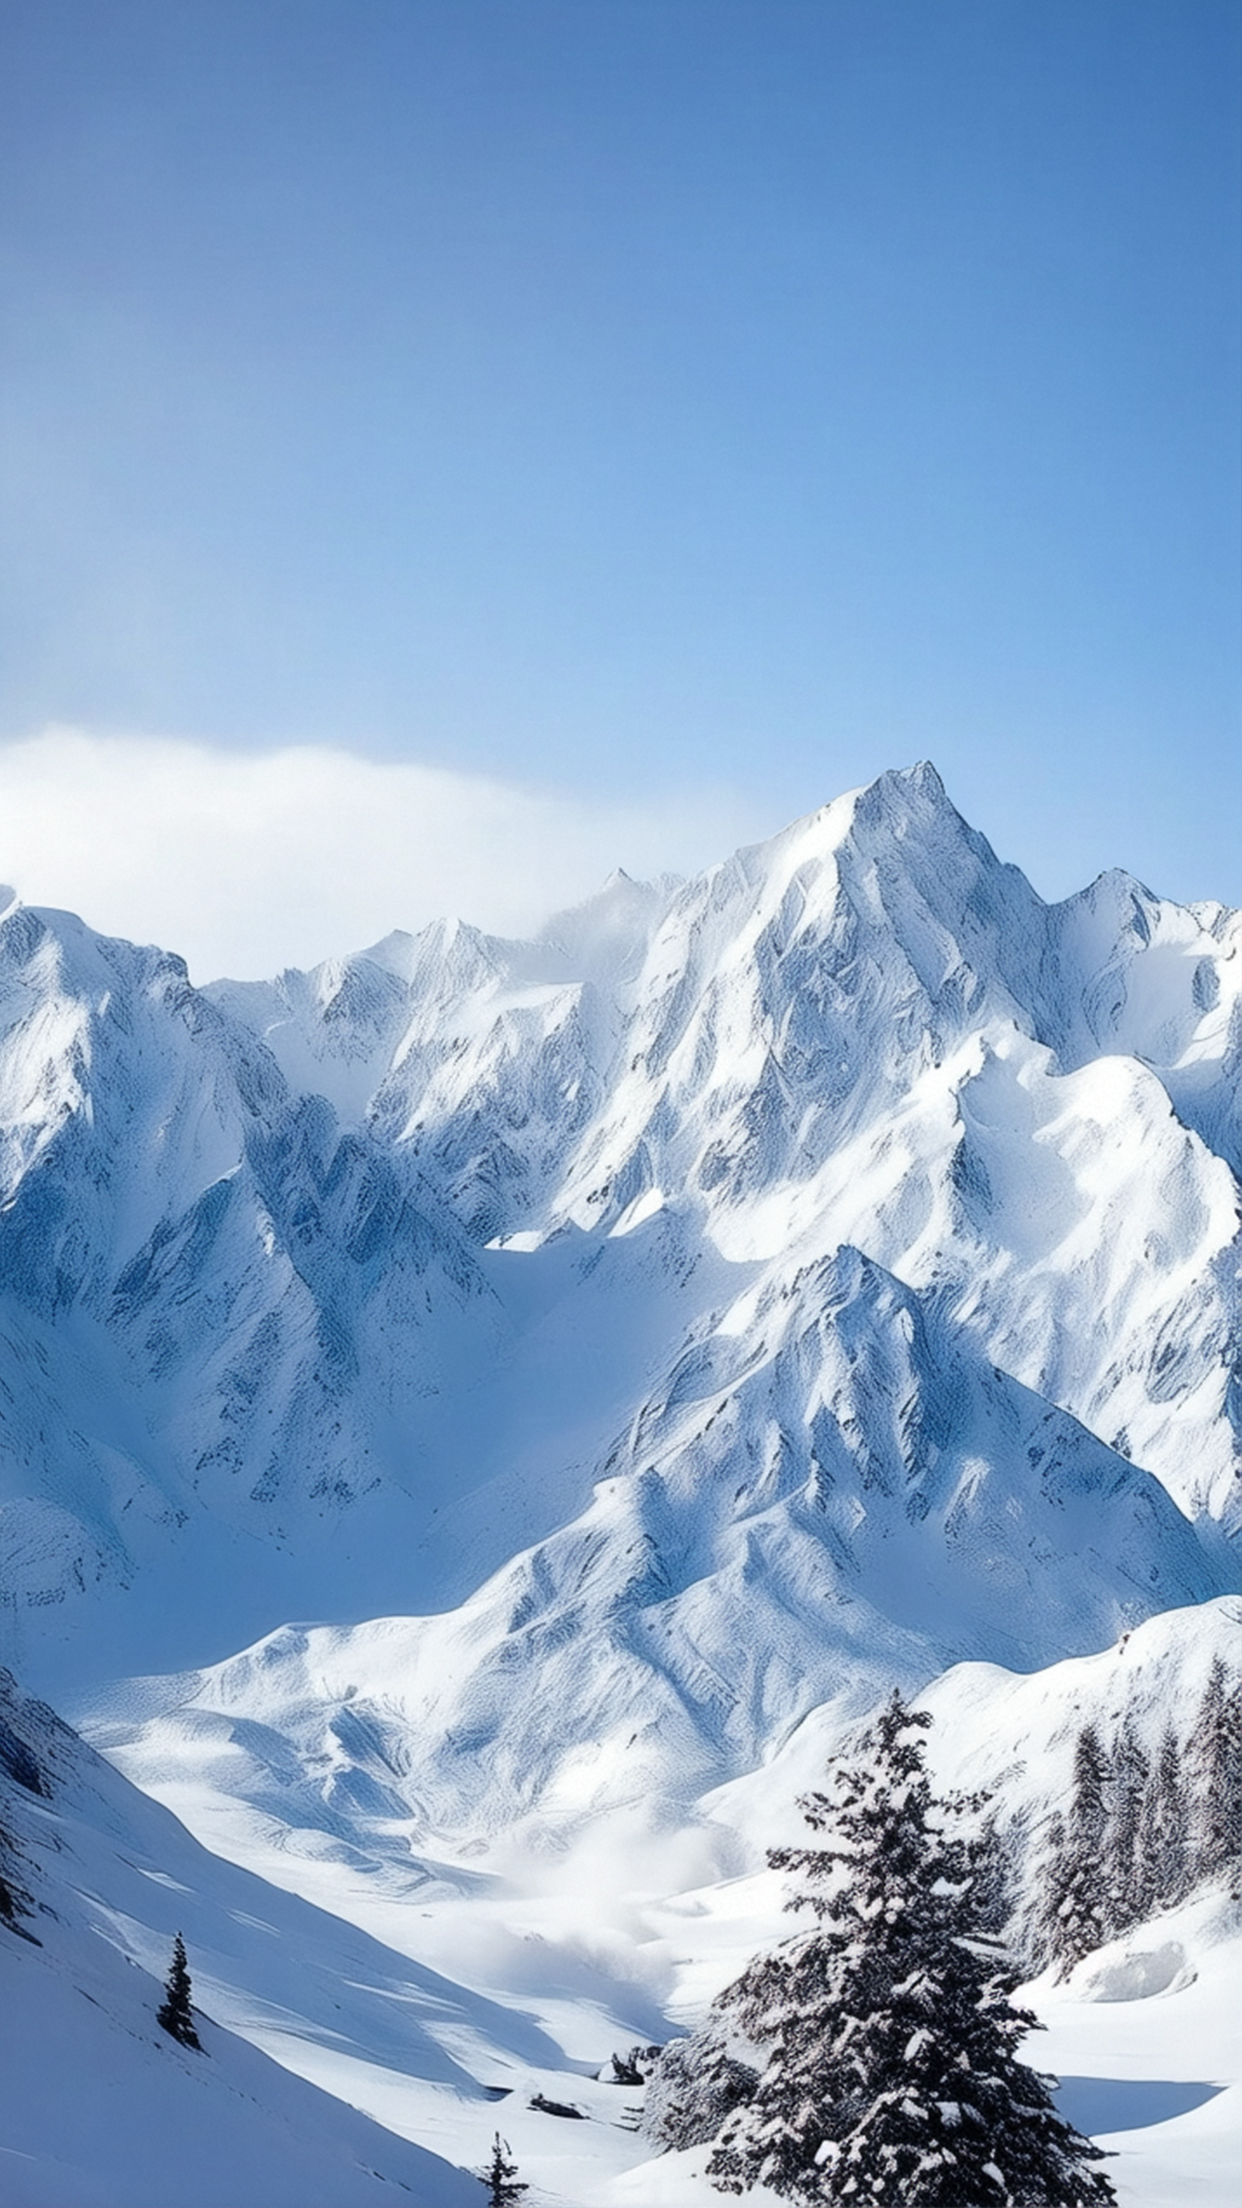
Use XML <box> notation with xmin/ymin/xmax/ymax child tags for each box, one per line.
<box><xmin>157</xmin><ymin>1931</ymin><xmax>202</xmax><ymax>2050</ymax></box>
<box><xmin>478</xmin><ymin>2132</ymin><xmax>527</xmax><ymax>2207</ymax></box>
<box><xmin>971</xmin><ymin>1807</ymin><xmax>1020</xmax><ymax>1939</ymax></box>
<box><xmin>704</xmin><ymin>1693</ymin><xmax>1114</xmax><ymax>2206</ymax></box>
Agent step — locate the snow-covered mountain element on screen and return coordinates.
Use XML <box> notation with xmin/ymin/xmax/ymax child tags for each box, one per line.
<box><xmin>1</xmin><ymin>764</ymin><xmax>1236</xmax><ymax>1686</ymax></box>
<box><xmin>215</xmin><ymin>764</ymin><xmax>1240</xmax><ymax>1526</ymax></box>
<box><xmin>1</xmin><ymin>763</ymin><xmax>1237</xmax><ymax>2201</ymax></box>
<box><xmin>96</xmin><ymin>1245</ymin><xmax>1224</xmax><ymax>1875</ymax></box>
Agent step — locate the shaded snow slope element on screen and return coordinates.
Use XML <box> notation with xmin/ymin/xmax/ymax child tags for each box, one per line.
<box><xmin>0</xmin><ymin>1667</ymin><xmax>724</xmax><ymax>2208</ymax></box>
<box><xmin>0</xmin><ymin>1669</ymin><xmax>481</xmax><ymax>2206</ymax></box>
<box><xmin>0</xmin><ymin>899</ymin><xmax>493</xmax><ymax>1663</ymax></box>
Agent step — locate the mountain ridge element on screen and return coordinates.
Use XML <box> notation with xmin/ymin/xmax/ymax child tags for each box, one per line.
<box><xmin>0</xmin><ymin>763</ymin><xmax>1236</xmax><ymax>1696</ymax></box>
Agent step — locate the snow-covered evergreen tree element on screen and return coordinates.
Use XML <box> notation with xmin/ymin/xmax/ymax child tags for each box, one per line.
<box><xmin>478</xmin><ymin>2132</ymin><xmax>526</xmax><ymax>2207</ymax></box>
<box><xmin>1043</xmin><ymin>1726</ymin><xmax>1111</xmax><ymax>1976</ymax></box>
<box><xmin>1136</xmin><ymin>1727</ymin><xmax>1188</xmax><ymax>1916</ymax></box>
<box><xmin>1185</xmin><ymin>1656</ymin><xmax>1242</xmax><ymax>1887</ymax></box>
<box><xmin>703</xmin><ymin>1693</ymin><xmax>1114</xmax><ymax>2206</ymax></box>
<box><xmin>971</xmin><ymin>1808</ymin><xmax>1021</xmax><ymax>1939</ymax></box>
<box><xmin>1025</xmin><ymin>1674</ymin><xmax>1239</xmax><ymax>1977</ymax></box>
<box><xmin>157</xmin><ymin>1931</ymin><xmax>201</xmax><ymax>2050</ymax></box>
<box><xmin>1108</xmin><ymin>1721</ymin><xmax>1151</xmax><ymax>1929</ymax></box>
<box><xmin>643</xmin><ymin>2029</ymin><xmax>759</xmax><ymax>2151</ymax></box>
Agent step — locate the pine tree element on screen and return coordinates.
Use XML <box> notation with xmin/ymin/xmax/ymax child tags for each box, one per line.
<box><xmin>157</xmin><ymin>1931</ymin><xmax>202</xmax><ymax>2050</ymax></box>
<box><xmin>1108</xmin><ymin>1722</ymin><xmax>1150</xmax><ymax>1931</ymax></box>
<box><xmin>643</xmin><ymin>2028</ymin><xmax>759</xmax><ymax>2151</ymax></box>
<box><xmin>1043</xmin><ymin>1725</ymin><xmax>1111</xmax><ymax>1976</ymax></box>
<box><xmin>973</xmin><ymin>1808</ymin><xmax>1022</xmax><ymax>1941</ymax></box>
<box><xmin>1136</xmin><ymin>1727</ymin><xmax>1188</xmax><ymax>1914</ymax></box>
<box><xmin>704</xmin><ymin>1693</ymin><xmax>1114</xmax><ymax>2206</ymax></box>
<box><xmin>477</xmin><ymin>2133</ymin><xmax>527</xmax><ymax>2207</ymax></box>
<box><xmin>1185</xmin><ymin>1657</ymin><xmax>1242</xmax><ymax>1887</ymax></box>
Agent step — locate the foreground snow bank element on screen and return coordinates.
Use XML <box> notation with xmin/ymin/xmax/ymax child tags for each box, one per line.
<box><xmin>1029</xmin><ymin>1890</ymin><xmax>1241</xmax><ymax>2208</ymax></box>
<box><xmin>0</xmin><ymin>1929</ymin><xmax>476</xmax><ymax>2208</ymax></box>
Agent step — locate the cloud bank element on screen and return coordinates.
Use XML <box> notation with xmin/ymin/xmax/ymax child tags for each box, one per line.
<box><xmin>0</xmin><ymin>729</ymin><xmax>759</xmax><ymax>983</ymax></box>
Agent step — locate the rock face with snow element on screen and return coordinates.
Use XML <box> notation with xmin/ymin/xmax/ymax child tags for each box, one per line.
<box><xmin>107</xmin><ymin>1244</ymin><xmax>1225</xmax><ymax>1867</ymax></box>
<box><xmin>0</xmin><ymin>901</ymin><xmax>492</xmax><ymax>1634</ymax></box>
<box><xmin>0</xmin><ymin>764</ymin><xmax>1236</xmax><ymax>1716</ymax></box>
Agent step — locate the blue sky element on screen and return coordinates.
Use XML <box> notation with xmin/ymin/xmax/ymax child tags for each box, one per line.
<box><xmin>1</xmin><ymin>0</ymin><xmax>1238</xmax><ymax>946</ymax></box>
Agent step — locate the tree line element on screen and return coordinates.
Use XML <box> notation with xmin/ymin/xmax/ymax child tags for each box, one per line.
<box><xmin>1031</xmin><ymin>1654</ymin><xmax>1241</xmax><ymax>1976</ymax></box>
<box><xmin>646</xmin><ymin>1695</ymin><xmax>1117</xmax><ymax>2205</ymax></box>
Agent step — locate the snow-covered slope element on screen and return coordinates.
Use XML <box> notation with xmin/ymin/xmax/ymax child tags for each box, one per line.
<box><xmin>86</xmin><ymin>1607</ymin><xmax>1242</xmax><ymax>2206</ymax></box>
<box><xmin>1</xmin><ymin>1662</ymin><xmax>745</xmax><ymax>2208</ymax></box>
<box><xmin>0</xmin><ymin>1667</ymin><xmax>483</xmax><ymax>2206</ymax></box>
<box><xmin>708</xmin><ymin>1595</ymin><xmax>1242</xmax><ymax>1880</ymax></box>
<box><xmin>595</xmin><ymin>1600</ymin><xmax>1242</xmax><ymax>2208</ymax></box>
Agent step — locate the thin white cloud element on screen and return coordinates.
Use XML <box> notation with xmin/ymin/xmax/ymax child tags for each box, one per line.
<box><xmin>0</xmin><ymin>728</ymin><xmax>759</xmax><ymax>983</ymax></box>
